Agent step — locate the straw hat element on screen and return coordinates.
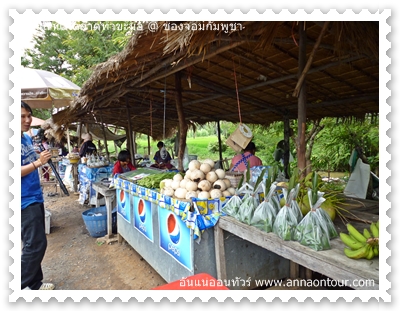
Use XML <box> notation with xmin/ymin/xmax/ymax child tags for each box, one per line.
<box><xmin>81</xmin><ymin>133</ymin><xmax>92</xmax><ymax>141</ymax></box>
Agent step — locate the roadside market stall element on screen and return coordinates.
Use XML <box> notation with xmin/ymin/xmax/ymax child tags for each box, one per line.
<box><xmin>47</xmin><ymin>21</ymin><xmax>383</xmax><ymax>291</ymax></box>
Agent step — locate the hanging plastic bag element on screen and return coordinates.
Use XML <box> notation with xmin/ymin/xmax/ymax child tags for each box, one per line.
<box><xmin>221</xmin><ymin>194</ymin><xmax>243</xmax><ymax>218</ymax></box>
<box><xmin>281</xmin><ymin>184</ymin><xmax>303</xmax><ymax>223</ymax></box>
<box><xmin>294</xmin><ymin>192</ymin><xmax>331</xmax><ymax>250</ymax></box>
<box><xmin>237</xmin><ymin>166</ymin><xmax>266</xmax><ymax>224</ymax></box>
<box><xmin>250</xmin><ymin>182</ymin><xmax>278</xmax><ymax>232</ymax></box>
<box><xmin>272</xmin><ymin>188</ymin><xmax>299</xmax><ymax>240</ymax></box>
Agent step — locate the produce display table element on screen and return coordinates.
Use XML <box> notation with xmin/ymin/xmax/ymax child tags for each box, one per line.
<box><xmin>113</xmin><ymin>172</ymin><xmax>289</xmax><ymax>288</ymax></box>
<box><xmin>215</xmin><ymin>212</ymin><xmax>379</xmax><ymax>290</ymax></box>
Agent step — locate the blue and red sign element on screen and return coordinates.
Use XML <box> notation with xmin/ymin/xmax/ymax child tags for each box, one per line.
<box><xmin>133</xmin><ymin>196</ymin><xmax>154</xmax><ymax>242</ymax></box>
<box><xmin>158</xmin><ymin>206</ymin><xmax>193</xmax><ymax>272</ymax></box>
<box><xmin>117</xmin><ymin>188</ymin><xmax>131</xmax><ymax>223</ymax></box>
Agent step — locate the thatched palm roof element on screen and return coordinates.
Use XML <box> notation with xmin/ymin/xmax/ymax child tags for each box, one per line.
<box><xmin>53</xmin><ymin>21</ymin><xmax>379</xmax><ymax>140</ymax></box>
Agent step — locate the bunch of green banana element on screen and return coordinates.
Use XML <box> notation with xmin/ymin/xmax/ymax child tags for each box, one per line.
<box><xmin>339</xmin><ymin>222</ymin><xmax>379</xmax><ymax>260</ymax></box>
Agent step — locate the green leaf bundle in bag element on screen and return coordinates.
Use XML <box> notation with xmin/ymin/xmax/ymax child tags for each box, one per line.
<box><xmin>294</xmin><ymin>209</ymin><xmax>331</xmax><ymax>251</ymax></box>
<box><xmin>221</xmin><ymin>194</ymin><xmax>243</xmax><ymax>218</ymax></box>
<box><xmin>250</xmin><ymin>182</ymin><xmax>279</xmax><ymax>232</ymax></box>
<box><xmin>281</xmin><ymin>184</ymin><xmax>303</xmax><ymax>223</ymax></box>
<box><xmin>294</xmin><ymin>189</ymin><xmax>336</xmax><ymax>250</ymax></box>
<box><xmin>238</xmin><ymin>165</ymin><xmax>267</xmax><ymax>225</ymax></box>
<box><xmin>272</xmin><ymin>188</ymin><xmax>299</xmax><ymax>240</ymax></box>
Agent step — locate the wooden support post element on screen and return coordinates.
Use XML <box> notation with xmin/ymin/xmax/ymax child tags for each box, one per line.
<box><xmin>217</xmin><ymin>121</ymin><xmax>223</xmax><ymax>169</ymax></box>
<box><xmin>293</xmin><ymin>21</ymin><xmax>330</xmax><ymax>97</ymax></box>
<box><xmin>175</xmin><ymin>71</ymin><xmax>188</xmax><ymax>172</ymax></box>
<box><xmin>290</xmin><ymin>261</ymin><xmax>299</xmax><ymax>279</ymax></box>
<box><xmin>125</xmin><ymin>97</ymin><xmax>135</xmax><ymax>165</ymax></box>
<box><xmin>100</xmin><ymin>115</ymin><xmax>110</xmax><ymax>161</ymax></box>
<box><xmin>214</xmin><ymin>224</ymin><xmax>227</xmax><ymax>281</ymax></box>
<box><xmin>297</xmin><ymin>21</ymin><xmax>308</xmax><ymax>177</ymax></box>
<box><xmin>283</xmin><ymin>117</ymin><xmax>291</xmax><ymax>179</ymax></box>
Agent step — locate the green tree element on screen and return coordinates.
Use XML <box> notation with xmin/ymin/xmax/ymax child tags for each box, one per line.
<box><xmin>21</xmin><ymin>21</ymin><xmax>133</xmax><ymax>86</ymax></box>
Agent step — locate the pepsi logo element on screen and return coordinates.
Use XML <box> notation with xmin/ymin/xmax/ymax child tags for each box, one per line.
<box><xmin>167</xmin><ymin>213</ymin><xmax>180</xmax><ymax>244</ymax></box>
<box><xmin>119</xmin><ymin>190</ymin><xmax>126</xmax><ymax>208</ymax></box>
<box><xmin>138</xmin><ymin>198</ymin><xmax>146</xmax><ymax>223</ymax></box>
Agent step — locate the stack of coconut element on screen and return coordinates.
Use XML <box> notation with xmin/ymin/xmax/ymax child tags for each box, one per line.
<box><xmin>159</xmin><ymin>159</ymin><xmax>236</xmax><ymax>200</ymax></box>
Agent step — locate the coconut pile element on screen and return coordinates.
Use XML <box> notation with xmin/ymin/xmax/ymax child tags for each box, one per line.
<box><xmin>159</xmin><ymin>159</ymin><xmax>236</xmax><ymax>200</ymax></box>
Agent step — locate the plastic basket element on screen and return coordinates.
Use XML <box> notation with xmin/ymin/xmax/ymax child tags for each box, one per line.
<box><xmin>82</xmin><ymin>206</ymin><xmax>117</xmax><ymax>237</ymax></box>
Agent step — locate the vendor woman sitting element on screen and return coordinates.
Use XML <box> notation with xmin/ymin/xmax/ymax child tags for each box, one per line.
<box><xmin>112</xmin><ymin>150</ymin><xmax>136</xmax><ymax>176</ymax></box>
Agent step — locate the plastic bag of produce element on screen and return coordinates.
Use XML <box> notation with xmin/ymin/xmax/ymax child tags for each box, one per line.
<box><xmin>238</xmin><ymin>192</ymin><xmax>258</xmax><ymax>225</ymax></box>
<box><xmin>281</xmin><ymin>184</ymin><xmax>303</xmax><ymax>223</ymax></box>
<box><xmin>250</xmin><ymin>182</ymin><xmax>279</xmax><ymax>232</ymax></box>
<box><xmin>221</xmin><ymin>194</ymin><xmax>243</xmax><ymax>218</ymax></box>
<box><xmin>294</xmin><ymin>209</ymin><xmax>331</xmax><ymax>251</ymax></box>
<box><xmin>237</xmin><ymin>166</ymin><xmax>267</xmax><ymax>224</ymax></box>
<box><xmin>272</xmin><ymin>188</ymin><xmax>299</xmax><ymax>240</ymax></box>
<box><xmin>294</xmin><ymin>189</ymin><xmax>337</xmax><ymax>250</ymax></box>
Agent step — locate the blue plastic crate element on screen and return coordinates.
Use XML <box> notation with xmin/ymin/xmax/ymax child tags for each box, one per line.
<box><xmin>82</xmin><ymin>206</ymin><xmax>117</xmax><ymax>237</ymax></box>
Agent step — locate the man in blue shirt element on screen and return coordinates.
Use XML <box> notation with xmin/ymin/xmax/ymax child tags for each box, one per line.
<box><xmin>21</xmin><ymin>101</ymin><xmax>55</xmax><ymax>290</ymax></box>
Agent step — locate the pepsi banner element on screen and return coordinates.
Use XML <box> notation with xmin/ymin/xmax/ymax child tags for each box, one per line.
<box><xmin>133</xmin><ymin>196</ymin><xmax>154</xmax><ymax>242</ymax></box>
<box><xmin>117</xmin><ymin>188</ymin><xmax>131</xmax><ymax>223</ymax></box>
<box><xmin>158</xmin><ymin>206</ymin><xmax>193</xmax><ymax>272</ymax></box>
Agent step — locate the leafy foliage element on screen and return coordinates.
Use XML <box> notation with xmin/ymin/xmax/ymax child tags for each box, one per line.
<box><xmin>21</xmin><ymin>21</ymin><xmax>133</xmax><ymax>86</ymax></box>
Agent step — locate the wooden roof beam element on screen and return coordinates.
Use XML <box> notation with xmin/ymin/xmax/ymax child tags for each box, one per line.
<box><xmin>137</xmin><ymin>40</ymin><xmax>247</xmax><ymax>88</ymax></box>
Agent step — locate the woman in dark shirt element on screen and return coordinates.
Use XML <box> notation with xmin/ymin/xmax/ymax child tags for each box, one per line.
<box><xmin>79</xmin><ymin>133</ymin><xmax>97</xmax><ymax>157</ymax></box>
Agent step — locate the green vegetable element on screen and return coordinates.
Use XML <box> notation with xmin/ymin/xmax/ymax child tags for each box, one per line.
<box><xmin>136</xmin><ymin>172</ymin><xmax>177</xmax><ymax>189</ymax></box>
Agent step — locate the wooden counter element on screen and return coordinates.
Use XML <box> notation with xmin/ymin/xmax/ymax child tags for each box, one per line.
<box><xmin>214</xmin><ymin>211</ymin><xmax>379</xmax><ymax>290</ymax></box>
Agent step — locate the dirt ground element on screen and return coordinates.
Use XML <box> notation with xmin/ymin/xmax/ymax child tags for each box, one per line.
<box><xmin>41</xmin><ymin>184</ymin><xmax>167</xmax><ymax>290</ymax></box>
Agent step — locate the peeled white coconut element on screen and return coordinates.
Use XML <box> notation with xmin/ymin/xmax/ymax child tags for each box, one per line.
<box><xmin>173</xmin><ymin>174</ymin><xmax>183</xmax><ymax>182</ymax></box>
<box><xmin>215</xmin><ymin>168</ymin><xmax>226</xmax><ymax>179</ymax></box>
<box><xmin>185</xmin><ymin>180</ymin><xmax>198</xmax><ymax>192</ymax></box>
<box><xmin>164</xmin><ymin>187</ymin><xmax>174</xmax><ymax>197</ymax></box>
<box><xmin>198</xmin><ymin>179</ymin><xmax>212</xmax><ymax>192</ymax></box>
<box><xmin>198</xmin><ymin>191</ymin><xmax>210</xmax><ymax>199</ymax></box>
<box><xmin>186</xmin><ymin>190</ymin><xmax>198</xmax><ymax>200</ymax></box>
<box><xmin>163</xmin><ymin>179</ymin><xmax>173</xmax><ymax>188</ymax></box>
<box><xmin>200</xmin><ymin>163</ymin><xmax>212</xmax><ymax>174</ymax></box>
<box><xmin>174</xmin><ymin>188</ymin><xmax>187</xmax><ymax>199</ymax></box>
<box><xmin>210</xmin><ymin>189</ymin><xmax>222</xmax><ymax>199</ymax></box>
<box><xmin>171</xmin><ymin>180</ymin><xmax>181</xmax><ymax>190</ymax></box>
<box><xmin>179</xmin><ymin>178</ymin><xmax>188</xmax><ymax>189</ymax></box>
<box><xmin>206</xmin><ymin>171</ymin><xmax>218</xmax><ymax>183</ymax></box>
<box><xmin>203</xmin><ymin>159</ymin><xmax>215</xmax><ymax>169</ymax></box>
<box><xmin>190</xmin><ymin>169</ymin><xmax>205</xmax><ymax>182</ymax></box>
<box><xmin>188</xmin><ymin>159</ymin><xmax>201</xmax><ymax>171</ymax></box>
<box><xmin>185</xmin><ymin>169</ymin><xmax>192</xmax><ymax>178</ymax></box>
<box><xmin>213</xmin><ymin>179</ymin><xmax>227</xmax><ymax>191</ymax></box>
<box><xmin>227</xmin><ymin>187</ymin><xmax>236</xmax><ymax>195</ymax></box>
<box><xmin>222</xmin><ymin>190</ymin><xmax>231</xmax><ymax>197</ymax></box>
<box><xmin>222</xmin><ymin>178</ymin><xmax>231</xmax><ymax>188</ymax></box>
